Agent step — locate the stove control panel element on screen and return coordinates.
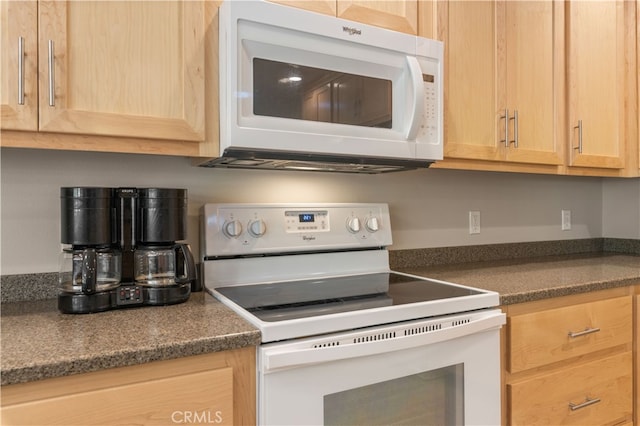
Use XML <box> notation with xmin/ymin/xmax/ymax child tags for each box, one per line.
<box><xmin>285</xmin><ymin>210</ymin><xmax>329</xmax><ymax>233</ymax></box>
<box><xmin>202</xmin><ymin>203</ymin><xmax>392</xmax><ymax>257</ymax></box>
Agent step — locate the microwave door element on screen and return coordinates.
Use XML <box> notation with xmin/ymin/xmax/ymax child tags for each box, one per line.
<box><xmin>230</xmin><ymin>49</ymin><xmax>421</xmax><ymax>159</ymax></box>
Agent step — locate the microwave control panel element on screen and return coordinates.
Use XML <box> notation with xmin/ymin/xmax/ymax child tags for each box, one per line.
<box><xmin>418</xmin><ymin>58</ymin><xmax>441</xmax><ymax>145</ymax></box>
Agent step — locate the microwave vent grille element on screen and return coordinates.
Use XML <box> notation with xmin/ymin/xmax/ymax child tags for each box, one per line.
<box><xmin>199</xmin><ymin>149</ymin><xmax>432</xmax><ymax>174</ymax></box>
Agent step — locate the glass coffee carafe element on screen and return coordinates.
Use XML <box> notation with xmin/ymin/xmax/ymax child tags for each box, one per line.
<box><xmin>59</xmin><ymin>247</ymin><xmax>121</xmax><ymax>294</ymax></box>
<box><xmin>134</xmin><ymin>243</ymin><xmax>195</xmax><ymax>287</ymax></box>
<box><xmin>59</xmin><ymin>187</ymin><xmax>121</xmax><ymax>296</ymax></box>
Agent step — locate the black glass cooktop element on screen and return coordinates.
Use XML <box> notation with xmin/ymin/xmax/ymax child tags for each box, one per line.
<box><xmin>215</xmin><ymin>272</ymin><xmax>482</xmax><ymax>322</ymax></box>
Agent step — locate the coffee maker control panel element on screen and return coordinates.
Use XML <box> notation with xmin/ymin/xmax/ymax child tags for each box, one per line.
<box><xmin>117</xmin><ymin>286</ymin><xmax>143</xmax><ymax>305</ymax></box>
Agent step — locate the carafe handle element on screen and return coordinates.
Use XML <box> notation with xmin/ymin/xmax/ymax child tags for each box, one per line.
<box><xmin>81</xmin><ymin>248</ymin><xmax>97</xmax><ymax>294</ymax></box>
<box><xmin>174</xmin><ymin>243</ymin><xmax>196</xmax><ymax>285</ymax></box>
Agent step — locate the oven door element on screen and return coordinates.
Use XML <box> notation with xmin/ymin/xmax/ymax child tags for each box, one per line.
<box><xmin>219</xmin><ymin>0</ymin><xmax>443</xmax><ymax>162</ymax></box>
<box><xmin>258</xmin><ymin>309</ymin><xmax>505</xmax><ymax>425</ymax></box>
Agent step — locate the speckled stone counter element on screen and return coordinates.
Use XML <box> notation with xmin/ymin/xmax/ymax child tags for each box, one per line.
<box><xmin>1</xmin><ymin>292</ymin><xmax>261</xmax><ymax>386</ymax></box>
<box><xmin>398</xmin><ymin>253</ymin><xmax>640</xmax><ymax>305</ymax></box>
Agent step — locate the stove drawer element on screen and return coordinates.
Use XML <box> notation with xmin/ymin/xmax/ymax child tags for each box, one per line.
<box><xmin>508</xmin><ymin>296</ymin><xmax>632</xmax><ymax>373</ymax></box>
<box><xmin>508</xmin><ymin>351</ymin><xmax>633</xmax><ymax>425</ymax></box>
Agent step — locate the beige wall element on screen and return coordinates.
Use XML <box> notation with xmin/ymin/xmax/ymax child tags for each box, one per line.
<box><xmin>1</xmin><ymin>147</ymin><xmax>631</xmax><ymax>275</ymax></box>
<box><xmin>602</xmin><ymin>178</ymin><xmax>640</xmax><ymax>239</ymax></box>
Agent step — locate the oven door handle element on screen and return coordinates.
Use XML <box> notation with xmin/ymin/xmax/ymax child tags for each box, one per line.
<box><xmin>262</xmin><ymin>310</ymin><xmax>505</xmax><ymax>372</ymax></box>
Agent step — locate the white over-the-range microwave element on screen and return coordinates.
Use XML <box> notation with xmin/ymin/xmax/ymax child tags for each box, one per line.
<box><xmin>200</xmin><ymin>1</ymin><xmax>444</xmax><ymax>173</ymax></box>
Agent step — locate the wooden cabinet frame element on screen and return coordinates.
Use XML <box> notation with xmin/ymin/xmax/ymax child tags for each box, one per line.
<box><xmin>0</xmin><ymin>347</ymin><xmax>256</xmax><ymax>426</ymax></box>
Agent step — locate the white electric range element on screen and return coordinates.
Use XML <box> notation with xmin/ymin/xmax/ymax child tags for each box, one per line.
<box><xmin>202</xmin><ymin>203</ymin><xmax>505</xmax><ymax>425</ymax></box>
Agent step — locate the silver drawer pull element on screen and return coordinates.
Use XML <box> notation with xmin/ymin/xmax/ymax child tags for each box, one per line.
<box><xmin>573</xmin><ymin>120</ymin><xmax>583</xmax><ymax>154</ymax></box>
<box><xmin>18</xmin><ymin>36</ymin><xmax>25</xmax><ymax>105</ymax></box>
<box><xmin>48</xmin><ymin>39</ymin><xmax>55</xmax><ymax>106</ymax></box>
<box><xmin>500</xmin><ymin>109</ymin><xmax>509</xmax><ymax>147</ymax></box>
<box><xmin>569</xmin><ymin>397</ymin><xmax>601</xmax><ymax>411</ymax></box>
<box><xmin>568</xmin><ymin>327</ymin><xmax>600</xmax><ymax>338</ymax></box>
<box><xmin>509</xmin><ymin>110</ymin><xmax>518</xmax><ymax>148</ymax></box>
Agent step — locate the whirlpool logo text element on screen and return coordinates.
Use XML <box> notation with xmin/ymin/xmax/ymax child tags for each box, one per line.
<box><xmin>342</xmin><ymin>26</ymin><xmax>362</xmax><ymax>36</ymax></box>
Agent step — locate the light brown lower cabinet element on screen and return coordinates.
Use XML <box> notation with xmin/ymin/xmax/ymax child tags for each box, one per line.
<box><xmin>636</xmin><ymin>289</ymin><xmax>640</xmax><ymax>424</ymax></box>
<box><xmin>0</xmin><ymin>346</ymin><xmax>255</xmax><ymax>426</ymax></box>
<box><xmin>509</xmin><ymin>351</ymin><xmax>632</xmax><ymax>425</ymax></box>
<box><xmin>502</xmin><ymin>287</ymin><xmax>635</xmax><ymax>425</ymax></box>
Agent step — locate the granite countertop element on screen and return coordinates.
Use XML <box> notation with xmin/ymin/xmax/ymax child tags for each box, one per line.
<box><xmin>0</xmin><ymin>292</ymin><xmax>261</xmax><ymax>386</ymax></box>
<box><xmin>399</xmin><ymin>253</ymin><xmax>640</xmax><ymax>305</ymax></box>
<box><xmin>2</xmin><ymin>247</ymin><xmax>638</xmax><ymax>387</ymax></box>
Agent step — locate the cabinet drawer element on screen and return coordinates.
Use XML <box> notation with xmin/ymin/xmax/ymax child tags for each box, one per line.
<box><xmin>508</xmin><ymin>296</ymin><xmax>632</xmax><ymax>372</ymax></box>
<box><xmin>1</xmin><ymin>367</ymin><xmax>233</xmax><ymax>425</ymax></box>
<box><xmin>508</xmin><ymin>351</ymin><xmax>633</xmax><ymax>425</ymax></box>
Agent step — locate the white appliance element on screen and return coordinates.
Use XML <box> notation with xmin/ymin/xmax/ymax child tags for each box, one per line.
<box><xmin>200</xmin><ymin>1</ymin><xmax>444</xmax><ymax>173</ymax></box>
<box><xmin>202</xmin><ymin>203</ymin><xmax>505</xmax><ymax>425</ymax></box>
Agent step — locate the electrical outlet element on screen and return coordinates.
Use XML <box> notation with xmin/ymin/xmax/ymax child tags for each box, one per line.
<box><xmin>469</xmin><ymin>211</ymin><xmax>481</xmax><ymax>234</ymax></box>
<box><xmin>561</xmin><ymin>210</ymin><xmax>572</xmax><ymax>230</ymax></box>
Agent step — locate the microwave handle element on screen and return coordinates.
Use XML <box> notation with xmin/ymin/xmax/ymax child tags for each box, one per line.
<box><xmin>405</xmin><ymin>56</ymin><xmax>425</xmax><ymax>141</ymax></box>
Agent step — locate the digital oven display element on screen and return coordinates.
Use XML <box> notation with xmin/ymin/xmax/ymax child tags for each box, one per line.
<box><xmin>299</xmin><ymin>213</ymin><xmax>315</xmax><ymax>223</ymax></box>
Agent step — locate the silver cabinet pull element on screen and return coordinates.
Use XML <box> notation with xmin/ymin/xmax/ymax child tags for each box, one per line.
<box><xmin>18</xmin><ymin>36</ymin><xmax>25</xmax><ymax>105</ymax></box>
<box><xmin>500</xmin><ymin>109</ymin><xmax>509</xmax><ymax>147</ymax></box>
<box><xmin>48</xmin><ymin>40</ymin><xmax>55</xmax><ymax>106</ymax></box>
<box><xmin>568</xmin><ymin>327</ymin><xmax>600</xmax><ymax>338</ymax></box>
<box><xmin>569</xmin><ymin>397</ymin><xmax>601</xmax><ymax>411</ymax></box>
<box><xmin>509</xmin><ymin>110</ymin><xmax>519</xmax><ymax>148</ymax></box>
<box><xmin>573</xmin><ymin>120</ymin><xmax>583</xmax><ymax>154</ymax></box>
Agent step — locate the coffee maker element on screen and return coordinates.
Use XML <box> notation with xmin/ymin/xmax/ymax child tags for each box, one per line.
<box><xmin>58</xmin><ymin>187</ymin><xmax>196</xmax><ymax>314</ymax></box>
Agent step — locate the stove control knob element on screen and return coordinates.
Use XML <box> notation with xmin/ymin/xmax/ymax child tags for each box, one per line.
<box><xmin>346</xmin><ymin>217</ymin><xmax>361</xmax><ymax>233</ymax></box>
<box><xmin>222</xmin><ymin>220</ymin><xmax>243</xmax><ymax>238</ymax></box>
<box><xmin>365</xmin><ymin>216</ymin><xmax>380</xmax><ymax>232</ymax></box>
<box><xmin>248</xmin><ymin>219</ymin><xmax>267</xmax><ymax>237</ymax></box>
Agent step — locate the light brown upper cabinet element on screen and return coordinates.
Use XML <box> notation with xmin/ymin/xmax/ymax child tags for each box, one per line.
<box><xmin>0</xmin><ymin>1</ymin><xmax>38</xmax><ymax>131</ymax></box>
<box><xmin>566</xmin><ymin>0</ymin><xmax>634</xmax><ymax>174</ymax></box>
<box><xmin>267</xmin><ymin>0</ymin><xmax>337</xmax><ymax>16</ymax></box>
<box><xmin>1</xmin><ymin>1</ymin><xmax>210</xmax><ymax>156</ymax></box>
<box><xmin>433</xmin><ymin>0</ymin><xmax>563</xmax><ymax>171</ymax></box>
<box><xmin>269</xmin><ymin>0</ymin><xmax>418</xmax><ymax>34</ymax></box>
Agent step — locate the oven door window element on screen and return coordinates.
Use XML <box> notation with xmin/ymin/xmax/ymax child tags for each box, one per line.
<box><xmin>324</xmin><ymin>364</ymin><xmax>463</xmax><ymax>425</ymax></box>
<box><xmin>253</xmin><ymin>58</ymin><xmax>392</xmax><ymax>129</ymax></box>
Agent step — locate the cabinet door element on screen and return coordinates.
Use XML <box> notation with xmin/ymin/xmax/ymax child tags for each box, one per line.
<box><xmin>567</xmin><ymin>0</ymin><xmax>626</xmax><ymax>169</ymax></box>
<box><xmin>509</xmin><ymin>351</ymin><xmax>632</xmax><ymax>426</ymax></box>
<box><xmin>38</xmin><ymin>1</ymin><xmax>205</xmax><ymax>142</ymax></box>
<box><xmin>0</xmin><ymin>0</ymin><xmax>38</xmax><ymax>130</ymax></box>
<box><xmin>508</xmin><ymin>296</ymin><xmax>632</xmax><ymax>373</ymax></box>
<box><xmin>501</xmin><ymin>0</ymin><xmax>562</xmax><ymax>166</ymax></box>
<box><xmin>334</xmin><ymin>75</ymin><xmax>361</xmax><ymax>125</ymax></box>
<box><xmin>1</xmin><ymin>368</ymin><xmax>234</xmax><ymax>425</ymax></box>
<box><xmin>267</xmin><ymin>0</ymin><xmax>337</xmax><ymax>16</ymax></box>
<box><xmin>636</xmin><ymin>293</ymin><xmax>640</xmax><ymax>422</ymax></box>
<box><xmin>359</xmin><ymin>77</ymin><xmax>391</xmax><ymax>126</ymax></box>
<box><xmin>338</xmin><ymin>1</ymin><xmax>418</xmax><ymax>34</ymax></box>
<box><xmin>438</xmin><ymin>1</ymin><xmax>501</xmax><ymax>161</ymax></box>
<box><xmin>303</xmin><ymin>84</ymin><xmax>332</xmax><ymax>122</ymax></box>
